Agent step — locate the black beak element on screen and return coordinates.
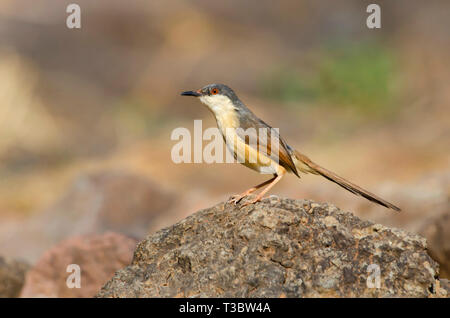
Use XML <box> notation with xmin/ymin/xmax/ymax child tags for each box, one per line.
<box><xmin>181</xmin><ymin>90</ymin><xmax>201</xmax><ymax>97</ymax></box>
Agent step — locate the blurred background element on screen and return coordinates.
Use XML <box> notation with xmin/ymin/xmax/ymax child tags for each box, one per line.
<box><xmin>0</xmin><ymin>0</ymin><xmax>449</xmax><ymax>297</ymax></box>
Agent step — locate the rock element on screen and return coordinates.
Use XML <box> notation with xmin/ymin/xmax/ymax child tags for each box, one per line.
<box><xmin>20</xmin><ymin>232</ymin><xmax>137</xmax><ymax>298</ymax></box>
<box><xmin>0</xmin><ymin>256</ymin><xmax>29</xmax><ymax>297</ymax></box>
<box><xmin>97</xmin><ymin>196</ymin><xmax>444</xmax><ymax>298</ymax></box>
<box><xmin>420</xmin><ymin>211</ymin><xmax>450</xmax><ymax>279</ymax></box>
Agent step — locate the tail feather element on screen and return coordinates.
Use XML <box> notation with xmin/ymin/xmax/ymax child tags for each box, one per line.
<box><xmin>293</xmin><ymin>151</ymin><xmax>401</xmax><ymax>211</ymax></box>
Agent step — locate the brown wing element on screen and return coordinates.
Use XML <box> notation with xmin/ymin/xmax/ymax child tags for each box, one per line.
<box><xmin>235</xmin><ymin>114</ymin><xmax>299</xmax><ymax>176</ymax></box>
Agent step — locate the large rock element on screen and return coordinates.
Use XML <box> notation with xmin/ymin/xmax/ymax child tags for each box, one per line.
<box><xmin>21</xmin><ymin>232</ymin><xmax>137</xmax><ymax>298</ymax></box>
<box><xmin>97</xmin><ymin>197</ymin><xmax>445</xmax><ymax>298</ymax></box>
<box><xmin>0</xmin><ymin>257</ymin><xmax>29</xmax><ymax>297</ymax></box>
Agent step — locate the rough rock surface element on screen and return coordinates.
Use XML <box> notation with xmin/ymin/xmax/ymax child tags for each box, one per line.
<box><xmin>97</xmin><ymin>197</ymin><xmax>444</xmax><ymax>298</ymax></box>
<box><xmin>21</xmin><ymin>232</ymin><xmax>137</xmax><ymax>298</ymax></box>
<box><xmin>0</xmin><ymin>256</ymin><xmax>29</xmax><ymax>297</ymax></box>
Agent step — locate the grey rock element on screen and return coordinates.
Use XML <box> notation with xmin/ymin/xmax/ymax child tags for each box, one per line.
<box><xmin>97</xmin><ymin>196</ymin><xmax>444</xmax><ymax>298</ymax></box>
<box><xmin>0</xmin><ymin>256</ymin><xmax>29</xmax><ymax>297</ymax></box>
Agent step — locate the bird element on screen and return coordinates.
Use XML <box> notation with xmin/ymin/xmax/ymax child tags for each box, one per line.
<box><xmin>181</xmin><ymin>83</ymin><xmax>400</xmax><ymax>211</ymax></box>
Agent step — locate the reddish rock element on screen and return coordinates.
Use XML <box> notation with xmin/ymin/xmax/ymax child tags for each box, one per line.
<box><xmin>20</xmin><ymin>232</ymin><xmax>137</xmax><ymax>298</ymax></box>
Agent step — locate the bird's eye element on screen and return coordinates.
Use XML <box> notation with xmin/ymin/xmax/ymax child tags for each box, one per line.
<box><xmin>211</xmin><ymin>88</ymin><xmax>219</xmax><ymax>95</ymax></box>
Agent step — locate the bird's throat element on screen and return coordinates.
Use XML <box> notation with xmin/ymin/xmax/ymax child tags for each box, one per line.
<box><xmin>199</xmin><ymin>95</ymin><xmax>240</xmax><ymax>132</ymax></box>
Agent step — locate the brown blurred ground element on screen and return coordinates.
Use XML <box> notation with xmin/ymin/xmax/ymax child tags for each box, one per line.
<box><xmin>0</xmin><ymin>0</ymin><xmax>448</xmax><ymax>275</ymax></box>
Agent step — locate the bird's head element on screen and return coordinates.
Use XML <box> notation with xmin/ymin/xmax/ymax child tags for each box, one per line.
<box><xmin>181</xmin><ymin>83</ymin><xmax>240</xmax><ymax>113</ymax></box>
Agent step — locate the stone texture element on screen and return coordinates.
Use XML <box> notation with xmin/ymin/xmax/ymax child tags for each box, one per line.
<box><xmin>21</xmin><ymin>232</ymin><xmax>137</xmax><ymax>298</ymax></box>
<box><xmin>0</xmin><ymin>256</ymin><xmax>29</xmax><ymax>297</ymax></box>
<box><xmin>97</xmin><ymin>196</ymin><xmax>445</xmax><ymax>298</ymax></box>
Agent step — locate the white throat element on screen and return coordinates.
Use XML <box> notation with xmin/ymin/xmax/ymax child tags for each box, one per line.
<box><xmin>199</xmin><ymin>94</ymin><xmax>235</xmax><ymax>117</ymax></box>
<box><xmin>199</xmin><ymin>94</ymin><xmax>238</xmax><ymax>132</ymax></box>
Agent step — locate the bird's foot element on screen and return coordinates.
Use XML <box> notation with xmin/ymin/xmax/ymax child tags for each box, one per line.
<box><xmin>228</xmin><ymin>188</ymin><xmax>258</xmax><ymax>205</ymax></box>
<box><xmin>228</xmin><ymin>193</ymin><xmax>249</xmax><ymax>205</ymax></box>
<box><xmin>240</xmin><ymin>195</ymin><xmax>263</xmax><ymax>207</ymax></box>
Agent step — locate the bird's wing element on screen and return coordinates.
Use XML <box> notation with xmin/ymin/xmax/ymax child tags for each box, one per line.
<box><xmin>234</xmin><ymin>114</ymin><xmax>299</xmax><ymax>176</ymax></box>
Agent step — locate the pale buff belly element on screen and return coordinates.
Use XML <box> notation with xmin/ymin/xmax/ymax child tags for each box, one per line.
<box><xmin>209</xmin><ymin>102</ymin><xmax>285</xmax><ymax>175</ymax></box>
<box><xmin>228</xmin><ymin>134</ymin><xmax>283</xmax><ymax>175</ymax></box>
<box><xmin>216</xmin><ymin>117</ymin><xmax>284</xmax><ymax>175</ymax></box>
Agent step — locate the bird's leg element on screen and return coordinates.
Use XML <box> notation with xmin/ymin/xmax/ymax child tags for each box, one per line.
<box><xmin>229</xmin><ymin>175</ymin><xmax>277</xmax><ymax>205</ymax></box>
<box><xmin>241</xmin><ymin>171</ymin><xmax>285</xmax><ymax>207</ymax></box>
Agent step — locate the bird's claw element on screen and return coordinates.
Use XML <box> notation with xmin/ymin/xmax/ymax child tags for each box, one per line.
<box><xmin>228</xmin><ymin>194</ymin><xmax>247</xmax><ymax>205</ymax></box>
<box><xmin>239</xmin><ymin>196</ymin><xmax>262</xmax><ymax>207</ymax></box>
<box><xmin>228</xmin><ymin>193</ymin><xmax>264</xmax><ymax>206</ymax></box>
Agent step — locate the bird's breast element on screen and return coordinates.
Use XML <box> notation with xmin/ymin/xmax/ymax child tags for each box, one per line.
<box><xmin>214</xmin><ymin>108</ymin><xmax>240</xmax><ymax>133</ymax></box>
<box><xmin>201</xmin><ymin>97</ymin><xmax>283</xmax><ymax>175</ymax></box>
<box><xmin>215</xmin><ymin>113</ymin><xmax>283</xmax><ymax>175</ymax></box>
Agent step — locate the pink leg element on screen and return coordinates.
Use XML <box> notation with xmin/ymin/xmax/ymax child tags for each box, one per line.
<box><xmin>229</xmin><ymin>175</ymin><xmax>277</xmax><ymax>205</ymax></box>
<box><xmin>241</xmin><ymin>171</ymin><xmax>285</xmax><ymax>206</ymax></box>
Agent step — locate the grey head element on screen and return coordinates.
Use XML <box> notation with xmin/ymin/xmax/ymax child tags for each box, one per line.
<box><xmin>181</xmin><ymin>83</ymin><xmax>242</xmax><ymax>105</ymax></box>
<box><xmin>181</xmin><ymin>83</ymin><xmax>261</xmax><ymax>128</ymax></box>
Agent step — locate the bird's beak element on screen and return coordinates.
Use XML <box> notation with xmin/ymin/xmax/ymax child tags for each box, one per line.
<box><xmin>181</xmin><ymin>89</ymin><xmax>201</xmax><ymax>97</ymax></box>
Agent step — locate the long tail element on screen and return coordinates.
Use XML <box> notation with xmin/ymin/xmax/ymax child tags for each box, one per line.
<box><xmin>293</xmin><ymin>150</ymin><xmax>401</xmax><ymax>211</ymax></box>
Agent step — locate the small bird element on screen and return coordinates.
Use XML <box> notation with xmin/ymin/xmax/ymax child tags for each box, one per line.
<box><xmin>181</xmin><ymin>83</ymin><xmax>400</xmax><ymax>211</ymax></box>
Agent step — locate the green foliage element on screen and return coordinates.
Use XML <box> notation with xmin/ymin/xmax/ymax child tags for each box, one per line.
<box><xmin>261</xmin><ymin>43</ymin><xmax>399</xmax><ymax>116</ymax></box>
<box><xmin>260</xmin><ymin>67</ymin><xmax>318</xmax><ymax>103</ymax></box>
<box><xmin>318</xmin><ymin>44</ymin><xmax>397</xmax><ymax>113</ymax></box>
